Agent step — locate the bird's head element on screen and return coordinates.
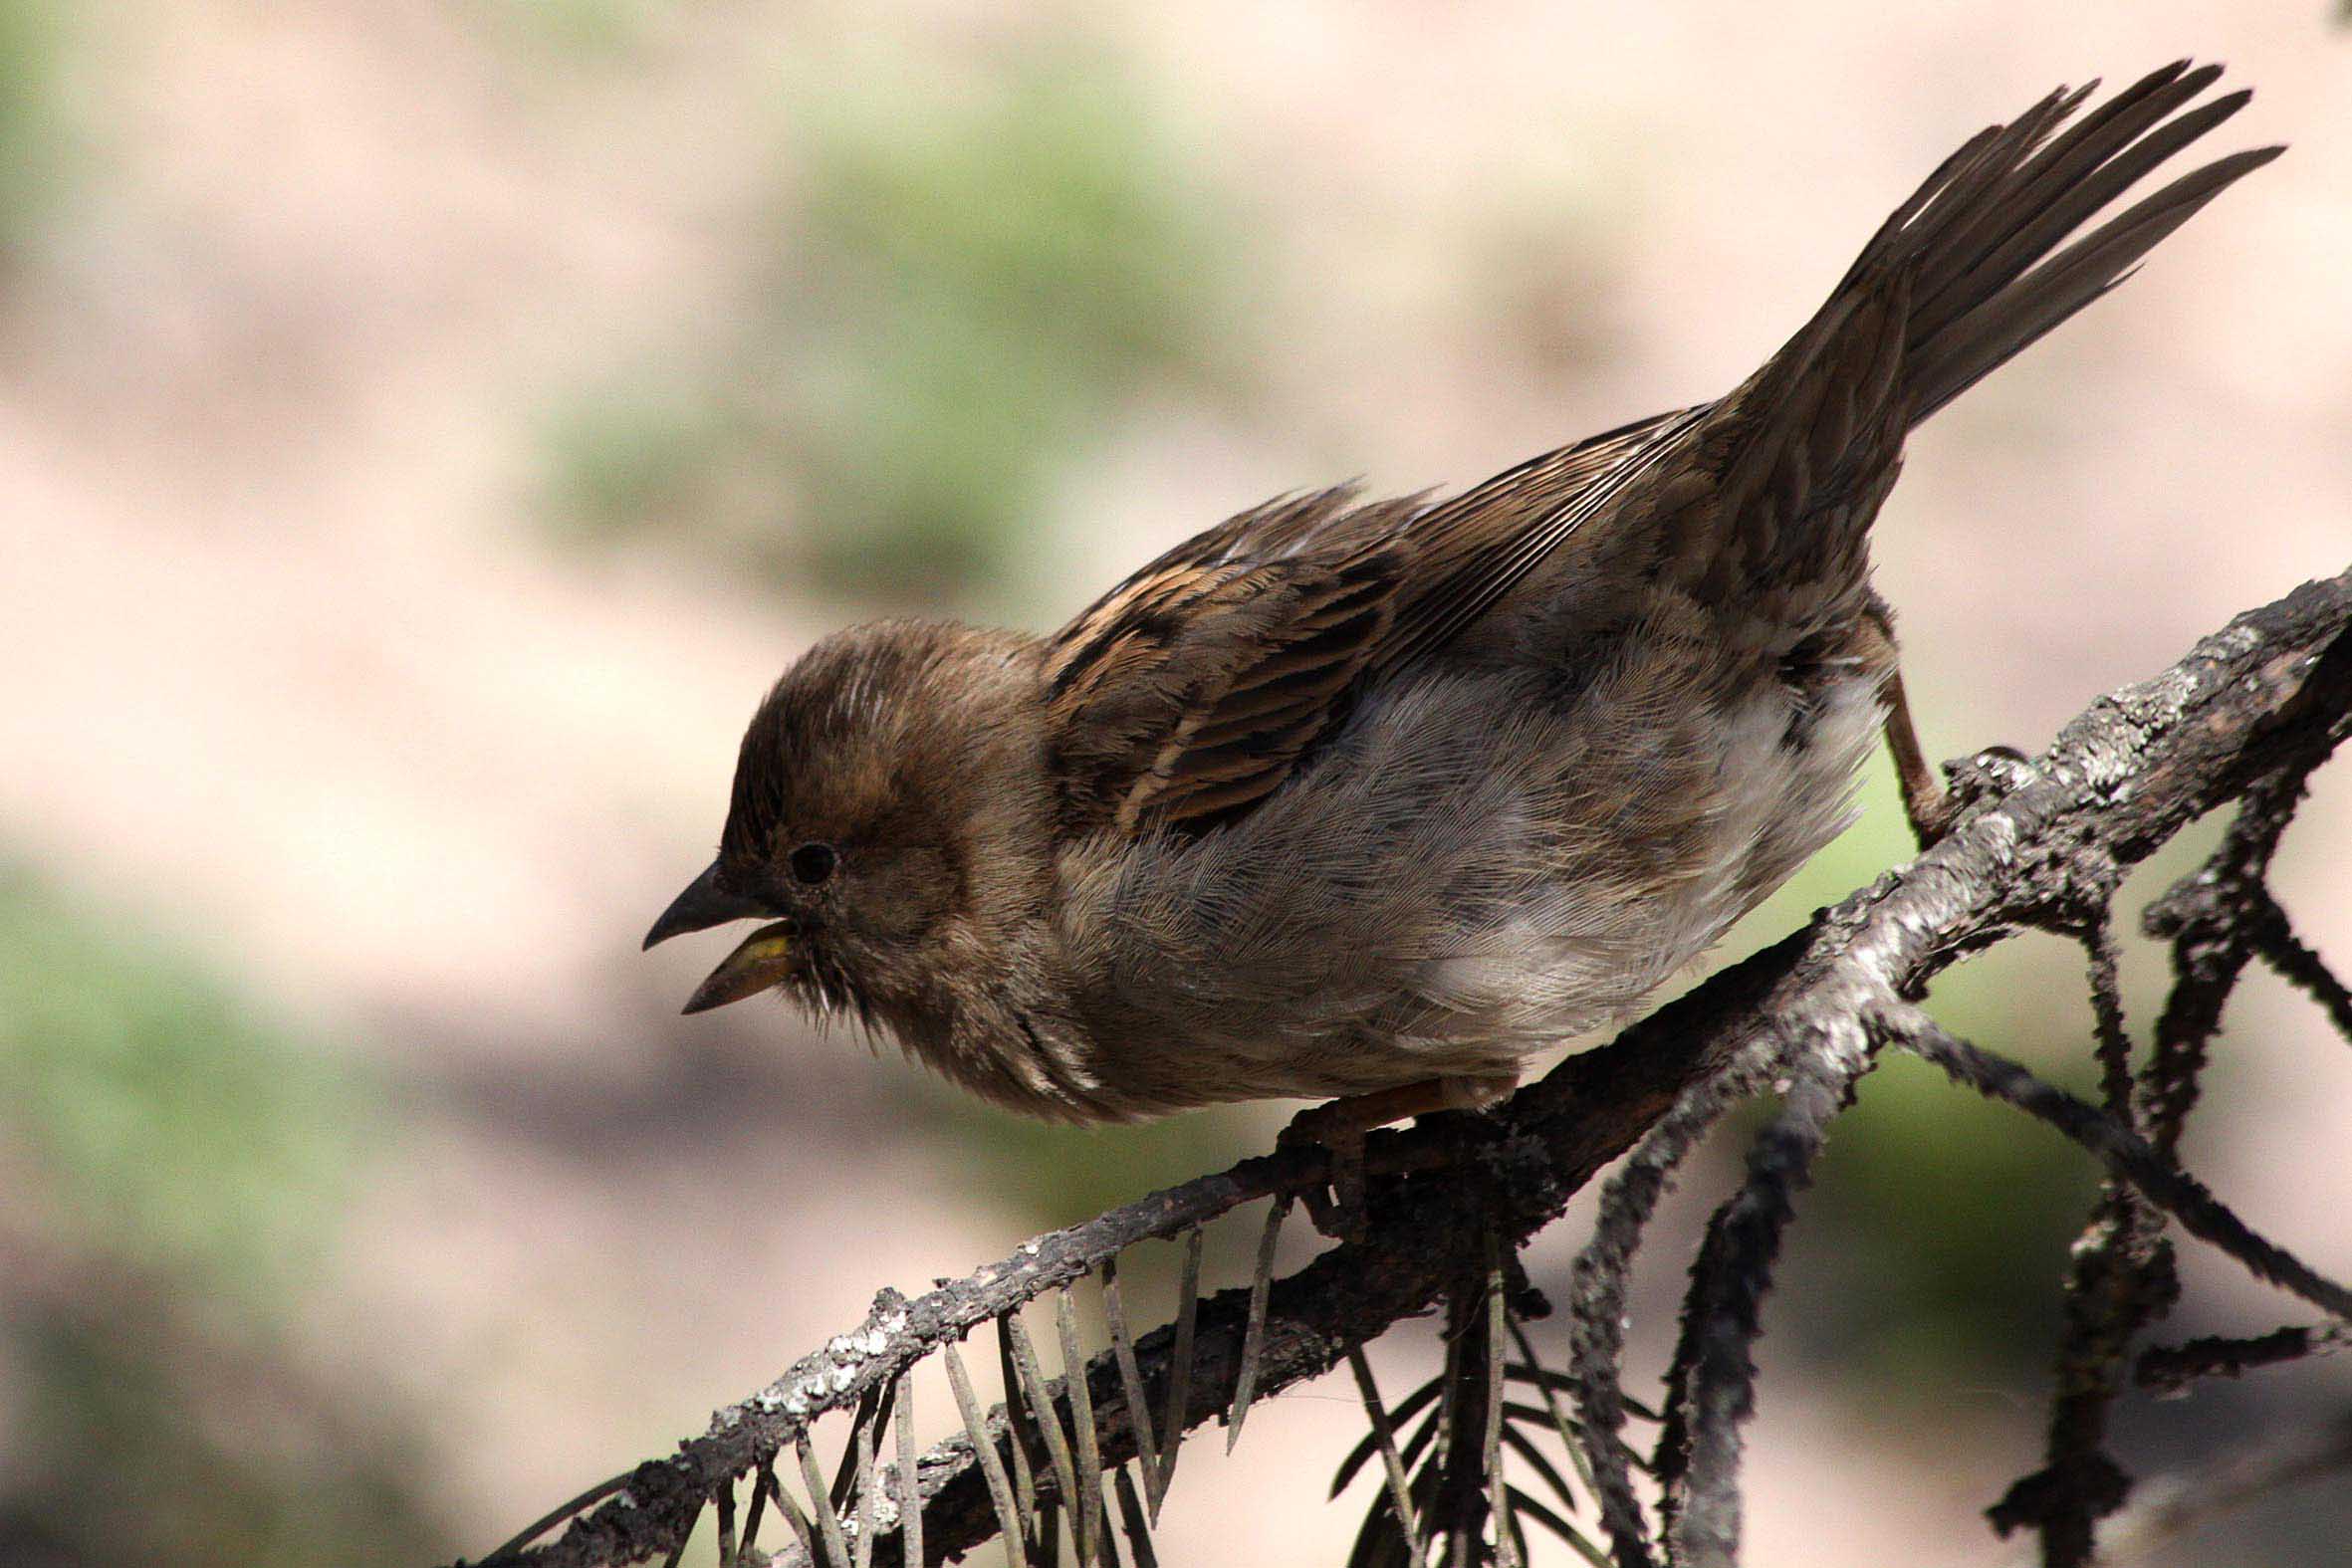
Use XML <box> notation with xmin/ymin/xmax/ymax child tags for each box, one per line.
<box><xmin>643</xmin><ymin>619</ymin><xmax>1044</xmax><ymax>1029</ymax></box>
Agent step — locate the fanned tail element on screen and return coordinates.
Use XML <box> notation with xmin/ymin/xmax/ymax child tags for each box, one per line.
<box><xmin>1868</xmin><ymin>59</ymin><xmax>2280</xmax><ymax>423</ymax></box>
<box><xmin>1704</xmin><ymin>62</ymin><xmax>2277</xmax><ymax>591</ymax></box>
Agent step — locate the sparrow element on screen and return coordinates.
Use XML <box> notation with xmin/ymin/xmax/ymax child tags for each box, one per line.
<box><xmin>645</xmin><ymin>63</ymin><xmax>2275</xmax><ymax>1138</ymax></box>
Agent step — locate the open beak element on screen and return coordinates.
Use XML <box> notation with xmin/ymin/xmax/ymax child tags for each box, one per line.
<box><xmin>679</xmin><ymin>920</ymin><xmax>798</xmax><ymax>1014</ymax></box>
<box><xmin>644</xmin><ymin>859</ymin><xmax>797</xmax><ymax>1014</ymax></box>
<box><xmin>643</xmin><ymin>859</ymin><xmax>767</xmax><ymax>950</ymax></box>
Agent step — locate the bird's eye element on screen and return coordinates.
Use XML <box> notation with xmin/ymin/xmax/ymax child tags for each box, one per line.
<box><xmin>788</xmin><ymin>841</ymin><xmax>837</xmax><ymax>886</ymax></box>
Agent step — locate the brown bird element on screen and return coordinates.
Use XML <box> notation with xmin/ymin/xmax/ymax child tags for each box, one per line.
<box><xmin>646</xmin><ymin>63</ymin><xmax>2274</xmax><ymax>1142</ymax></box>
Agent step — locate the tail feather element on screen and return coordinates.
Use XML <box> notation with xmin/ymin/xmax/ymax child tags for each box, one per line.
<box><xmin>1915</xmin><ymin>85</ymin><xmax>2247</xmax><ymax>337</ymax></box>
<box><xmin>1703</xmin><ymin>62</ymin><xmax>2274</xmax><ymax>593</ymax></box>
<box><xmin>1875</xmin><ymin>60</ymin><xmax>2279</xmax><ymax>419</ymax></box>
<box><xmin>1914</xmin><ymin>142</ymin><xmax>2279</xmax><ymax>421</ymax></box>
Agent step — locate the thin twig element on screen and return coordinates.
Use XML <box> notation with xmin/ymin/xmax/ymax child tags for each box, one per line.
<box><xmin>1885</xmin><ymin>1008</ymin><xmax>2352</xmax><ymax>1319</ymax></box>
<box><xmin>1486</xmin><ymin>1250</ymin><xmax>1521</xmax><ymax>1568</ymax></box>
<box><xmin>1157</xmin><ymin>1229</ymin><xmax>1204</xmax><ymax>1510</ymax></box>
<box><xmin>1100</xmin><ymin>1257</ymin><xmax>1160</xmax><ymax>1506</ymax></box>
<box><xmin>2004</xmin><ymin>913</ymin><xmax>2166</xmax><ymax>1568</ymax></box>
<box><xmin>2255</xmin><ymin>911</ymin><xmax>2352</xmax><ymax>1043</ymax></box>
<box><xmin>942</xmin><ymin>1341</ymin><xmax>1023</xmax><ymax>1564</ymax></box>
<box><xmin>894</xmin><ymin>1374</ymin><xmax>920</xmax><ymax>1568</ymax></box>
<box><xmin>1227</xmin><ymin>1195</ymin><xmax>1291</xmax><ymax>1452</ymax></box>
<box><xmin>2136</xmin><ymin>1321</ymin><xmax>2351</xmax><ymax>1396</ymax></box>
<box><xmin>1998</xmin><ymin>1411</ymin><xmax>2352</xmax><ymax>1567</ymax></box>
<box><xmin>1345</xmin><ymin>1348</ymin><xmax>1430</xmax><ymax>1568</ymax></box>
<box><xmin>1058</xmin><ymin>1290</ymin><xmax>1106</xmax><ymax>1564</ymax></box>
<box><xmin>799</xmin><ymin>1437</ymin><xmax>850</xmax><ymax>1568</ymax></box>
<box><xmin>1566</xmin><ymin>1042</ymin><xmax>1779</xmax><ymax>1568</ymax></box>
<box><xmin>1664</xmin><ymin>1017</ymin><xmax>1873</xmax><ymax>1567</ymax></box>
<box><xmin>1005</xmin><ymin>1313</ymin><xmax>1080</xmax><ymax>1561</ymax></box>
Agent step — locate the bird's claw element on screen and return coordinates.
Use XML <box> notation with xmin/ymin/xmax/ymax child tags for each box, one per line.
<box><xmin>1913</xmin><ymin>744</ymin><xmax>2036</xmax><ymax>842</ymax></box>
<box><xmin>1281</xmin><ymin>1107</ymin><xmax>1370</xmax><ymax>1241</ymax></box>
<box><xmin>1947</xmin><ymin>744</ymin><xmax>2035</xmax><ymax>817</ymax></box>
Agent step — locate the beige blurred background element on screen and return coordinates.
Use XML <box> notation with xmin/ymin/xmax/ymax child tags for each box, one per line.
<box><xmin>2</xmin><ymin>2</ymin><xmax>2348</xmax><ymax>1565</ymax></box>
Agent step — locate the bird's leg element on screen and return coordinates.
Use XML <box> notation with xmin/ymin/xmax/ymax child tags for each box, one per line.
<box><xmin>1858</xmin><ymin>599</ymin><xmax>1957</xmax><ymax>847</ymax></box>
<box><xmin>1880</xmin><ymin>662</ymin><xmax>1956</xmax><ymax>846</ymax></box>
<box><xmin>1282</xmin><ymin>1074</ymin><xmax>1517</xmax><ymax>1239</ymax></box>
<box><xmin>1859</xmin><ymin>599</ymin><xmax>2034</xmax><ymax>848</ymax></box>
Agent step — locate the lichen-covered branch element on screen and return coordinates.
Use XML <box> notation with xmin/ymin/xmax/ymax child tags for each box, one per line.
<box><xmin>463</xmin><ymin>565</ymin><xmax>2352</xmax><ymax>1568</ymax></box>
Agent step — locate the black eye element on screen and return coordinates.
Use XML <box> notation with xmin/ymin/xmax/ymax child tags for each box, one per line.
<box><xmin>789</xmin><ymin>841</ymin><xmax>837</xmax><ymax>886</ymax></box>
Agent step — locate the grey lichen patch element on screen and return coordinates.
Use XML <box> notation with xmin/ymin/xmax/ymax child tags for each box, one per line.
<box><xmin>725</xmin><ymin>1292</ymin><xmax>915</xmax><ymax>1429</ymax></box>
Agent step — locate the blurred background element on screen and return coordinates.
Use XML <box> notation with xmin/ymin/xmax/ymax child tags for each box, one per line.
<box><xmin>2</xmin><ymin>2</ymin><xmax>2348</xmax><ymax>1564</ymax></box>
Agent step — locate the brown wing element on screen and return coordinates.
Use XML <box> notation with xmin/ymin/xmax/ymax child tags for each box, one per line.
<box><xmin>1379</xmin><ymin>407</ymin><xmax>1706</xmax><ymax>664</ymax></box>
<box><xmin>1044</xmin><ymin>407</ymin><xmax>1710</xmax><ymax>837</ymax></box>
<box><xmin>1042</xmin><ymin>491</ymin><xmax>1411</xmax><ymax>833</ymax></box>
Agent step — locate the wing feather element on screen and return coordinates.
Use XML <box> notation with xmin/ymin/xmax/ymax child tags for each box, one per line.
<box><xmin>1043</xmin><ymin>413</ymin><xmax>1705</xmax><ymax>836</ymax></box>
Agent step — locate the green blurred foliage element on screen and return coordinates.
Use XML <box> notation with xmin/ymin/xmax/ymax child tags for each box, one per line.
<box><xmin>482</xmin><ymin>0</ymin><xmax>665</xmax><ymax>58</ymax></box>
<box><xmin>0</xmin><ymin>0</ymin><xmax>69</xmax><ymax>260</ymax></box>
<box><xmin>15</xmin><ymin>1307</ymin><xmax>444</xmax><ymax>1568</ymax></box>
<box><xmin>0</xmin><ymin>867</ymin><xmax>357</xmax><ymax>1288</ymax></box>
<box><xmin>1784</xmin><ymin>1050</ymin><xmax>2102</xmax><ymax>1389</ymax></box>
<box><xmin>539</xmin><ymin>45</ymin><xmax>1242</xmax><ymax>607</ymax></box>
<box><xmin>541</xmin><ymin>382</ymin><xmax>738</xmax><ymax>550</ymax></box>
<box><xmin>0</xmin><ymin>864</ymin><xmax>447</xmax><ymax>1566</ymax></box>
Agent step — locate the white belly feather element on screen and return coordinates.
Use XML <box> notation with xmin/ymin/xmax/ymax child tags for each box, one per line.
<box><xmin>1059</xmin><ymin>660</ymin><xmax>1888</xmax><ymax>1104</ymax></box>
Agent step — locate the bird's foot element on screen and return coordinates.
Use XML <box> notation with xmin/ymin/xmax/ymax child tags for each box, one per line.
<box><xmin>1291</xmin><ymin>1122</ymin><xmax>1369</xmax><ymax>1241</ymax></box>
<box><xmin>1924</xmin><ymin>744</ymin><xmax>2035</xmax><ymax>839</ymax></box>
<box><xmin>1280</xmin><ymin>1075</ymin><xmax>1516</xmax><ymax>1240</ymax></box>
